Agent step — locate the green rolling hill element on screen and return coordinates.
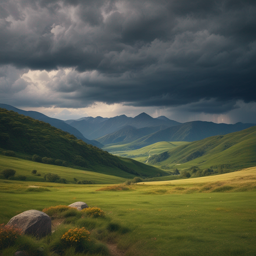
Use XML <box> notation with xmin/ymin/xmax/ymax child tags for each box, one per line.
<box><xmin>105</xmin><ymin>141</ymin><xmax>189</xmax><ymax>163</ymax></box>
<box><xmin>148</xmin><ymin>126</ymin><xmax>256</xmax><ymax>172</ymax></box>
<box><xmin>0</xmin><ymin>108</ymin><xmax>166</xmax><ymax>179</ymax></box>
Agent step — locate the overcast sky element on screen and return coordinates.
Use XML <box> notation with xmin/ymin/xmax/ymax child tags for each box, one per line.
<box><xmin>0</xmin><ymin>0</ymin><xmax>256</xmax><ymax>123</ymax></box>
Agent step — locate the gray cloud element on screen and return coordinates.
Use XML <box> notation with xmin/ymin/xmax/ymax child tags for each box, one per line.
<box><xmin>0</xmin><ymin>0</ymin><xmax>256</xmax><ymax>115</ymax></box>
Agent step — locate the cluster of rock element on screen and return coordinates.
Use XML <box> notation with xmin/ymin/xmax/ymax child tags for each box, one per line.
<box><xmin>6</xmin><ymin>201</ymin><xmax>88</xmax><ymax>238</ymax></box>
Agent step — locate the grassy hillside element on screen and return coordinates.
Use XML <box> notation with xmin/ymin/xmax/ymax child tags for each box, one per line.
<box><xmin>105</xmin><ymin>141</ymin><xmax>189</xmax><ymax>163</ymax></box>
<box><xmin>0</xmin><ymin>154</ymin><xmax>126</xmax><ymax>183</ymax></box>
<box><xmin>0</xmin><ymin>108</ymin><xmax>166</xmax><ymax>178</ymax></box>
<box><xmin>0</xmin><ymin>103</ymin><xmax>102</xmax><ymax>148</ymax></box>
<box><xmin>148</xmin><ymin>125</ymin><xmax>256</xmax><ymax>173</ymax></box>
<box><xmin>0</xmin><ymin>167</ymin><xmax>256</xmax><ymax>255</ymax></box>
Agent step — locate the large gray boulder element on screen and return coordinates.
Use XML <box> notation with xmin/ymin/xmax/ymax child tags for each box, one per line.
<box><xmin>7</xmin><ymin>210</ymin><xmax>51</xmax><ymax>237</ymax></box>
<box><xmin>69</xmin><ymin>201</ymin><xmax>88</xmax><ymax>210</ymax></box>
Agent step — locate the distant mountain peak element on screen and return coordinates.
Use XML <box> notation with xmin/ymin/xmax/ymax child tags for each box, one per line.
<box><xmin>134</xmin><ymin>112</ymin><xmax>152</xmax><ymax>120</ymax></box>
<box><xmin>157</xmin><ymin>116</ymin><xmax>170</xmax><ymax>121</ymax></box>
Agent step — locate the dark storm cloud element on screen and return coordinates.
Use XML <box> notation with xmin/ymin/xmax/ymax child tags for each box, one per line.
<box><xmin>0</xmin><ymin>0</ymin><xmax>256</xmax><ymax>114</ymax></box>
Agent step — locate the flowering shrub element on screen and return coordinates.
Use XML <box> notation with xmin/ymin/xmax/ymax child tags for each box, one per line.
<box><xmin>81</xmin><ymin>207</ymin><xmax>105</xmax><ymax>218</ymax></box>
<box><xmin>42</xmin><ymin>205</ymin><xmax>77</xmax><ymax>217</ymax></box>
<box><xmin>61</xmin><ymin>227</ymin><xmax>90</xmax><ymax>246</ymax></box>
<box><xmin>0</xmin><ymin>224</ymin><xmax>22</xmax><ymax>249</ymax></box>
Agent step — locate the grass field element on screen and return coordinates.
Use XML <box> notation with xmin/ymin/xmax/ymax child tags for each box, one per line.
<box><xmin>0</xmin><ymin>166</ymin><xmax>256</xmax><ymax>255</ymax></box>
<box><xmin>0</xmin><ymin>154</ymin><xmax>127</xmax><ymax>184</ymax></box>
<box><xmin>104</xmin><ymin>141</ymin><xmax>188</xmax><ymax>163</ymax></box>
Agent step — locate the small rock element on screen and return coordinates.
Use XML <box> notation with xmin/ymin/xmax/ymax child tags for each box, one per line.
<box><xmin>69</xmin><ymin>201</ymin><xmax>88</xmax><ymax>210</ymax></box>
<box><xmin>7</xmin><ymin>210</ymin><xmax>51</xmax><ymax>238</ymax></box>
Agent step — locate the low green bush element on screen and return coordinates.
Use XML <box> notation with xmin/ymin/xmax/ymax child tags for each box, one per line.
<box><xmin>125</xmin><ymin>180</ymin><xmax>132</xmax><ymax>185</ymax></box>
<box><xmin>16</xmin><ymin>175</ymin><xmax>27</xmax><ymax>181</ymax></box>
<box><xmin>3</xmin><ymin>150</ymin><xmax>16</xmax><ymax>157</ymax></box>
<box><xmin>2</xmin><ymin>169</ymin><xmax>16</xmax><ymax>179</ymax></box>
<box><xmin>31</xmin><ymin>170</ymin><xmax>37</xmax><ymax>174</ymax></box>
<box><xmin>26</xmin><ymin>187</ymin><xmax>50</xmax><ymax>192</ymax></box>
<box><xmin>132</xmin><ymin>177</ymin><xmax>143</xmax><ymax>183</ymax></box>
<box><xmin>32</xmin><ymin>154</ymin><xmax>42</xmax><ymax>162</ymax></box>
<box><xmin>44</xmin><ymin>173</ymin><xmax>60</xmax><ymax>182</ymax></box>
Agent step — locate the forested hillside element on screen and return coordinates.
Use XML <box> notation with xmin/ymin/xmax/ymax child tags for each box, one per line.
<box><xmin>0</xmin><ymin>108</ymin><xmax>165</xmax><ymax>178</ymax></box>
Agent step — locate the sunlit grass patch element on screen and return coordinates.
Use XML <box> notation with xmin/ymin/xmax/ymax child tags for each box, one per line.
<box><xmin>185</xmin><ymin>187</ymin><xmax>199</xmax><ymax>194</ymax></box>
<box><xmin>212</xmin><ymin>185</ymin><xmax>234</xmax><ymax>192</ymax></box>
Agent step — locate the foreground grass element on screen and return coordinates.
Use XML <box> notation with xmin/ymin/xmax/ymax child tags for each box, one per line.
<box><xmin>0</xmin><ymin>167</ymin><xmax>256</xmax><ymax>255</ymax></box>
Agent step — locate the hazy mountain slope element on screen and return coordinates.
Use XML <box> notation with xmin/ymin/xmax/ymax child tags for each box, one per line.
<box><xmin>68</xmin><ymin>115</ymin><xmax>132</xmax><ymax>140</ymax></box>
<box><xmin>131</xmin><ymin>121</ymin><xmax>255</xmax><ymax>148</ymax></box>
<box><xmin>97</xmin><ymin>125</ymin><xmax>168</xmax><ymax>144</ymax></box>
<box><xmin>128</xmin><ymin>113</ymin><xmax>180</xmax><ymax>128</ymax></box>
<box><xmin>0</xmin><ymin>108</ymin><xmax>166</xmax><ymax>178</ymax></box>
<box><xmin>148</xmin><ymin>126</ymin><xmax>256</xmax><ymax>171</ymax></box>
<box><xmin>68</xmin><ymin>113</ymin><xmax>180</xmax><ymax>140</ymax></box>
<box><xmin>0</xmin><ymin>104</ymin><xmax>102</xmax><ymax>148</ymax></box>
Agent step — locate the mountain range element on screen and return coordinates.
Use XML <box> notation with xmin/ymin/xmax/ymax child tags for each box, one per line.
<box><xmin>66</xmin><ymin>112</ymin><xmax>180</xmax><ymax>140</ymax></box>
<box><xmin>1</xmin><ymin>104</ymin><xmax>255</xmax><ymax>152</ymax></box>
<box><xmin>95</xmin><ymin>120</ymin><xmax>255</xmax><ymax>150</ymax></box>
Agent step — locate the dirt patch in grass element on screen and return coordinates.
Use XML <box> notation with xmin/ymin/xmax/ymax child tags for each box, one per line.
<box><xmin>107</xmin><ymin>243</ymin><xmax>126</xmax><ymax>256</ymax></box>
<box><xmin>51</xmin><ymin>218</ymin><xmax>64</xmax><ymax>231</ymax></box>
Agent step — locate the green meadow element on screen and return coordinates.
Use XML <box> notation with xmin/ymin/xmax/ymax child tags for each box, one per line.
<box><xmin>104</xmin><ymin>141</ymin><xmax>188</xmax><ymax>163</ymax></box>
<box><xmin>0</xmin><ymin>155</ymin><xmax>127</xmax><ymax>184</ymax></box>
<box><xmin>1</xmin><ymin>164</ymin><xmax>256</xmax><ymax>255</ymax></box>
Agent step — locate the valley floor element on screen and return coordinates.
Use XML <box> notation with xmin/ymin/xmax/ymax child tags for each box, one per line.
<box><xmin>0</xmin><ymin>166</ymin><xmax>256</xmax><ymax>256</ymax></box>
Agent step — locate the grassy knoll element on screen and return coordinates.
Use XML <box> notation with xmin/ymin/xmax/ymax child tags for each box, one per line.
<box><xmin>0</xmin><ymin>167</ymin><xmax>256</xmax><ymax>255</ymax></box>
<box><xmin>104</xmin><ymin>141</ymin><xmax>188</xmax><ymax>163</ymax></box>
